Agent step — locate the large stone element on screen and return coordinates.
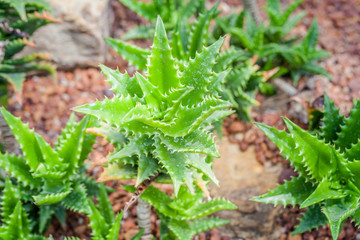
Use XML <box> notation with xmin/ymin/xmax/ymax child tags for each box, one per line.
<box><xmin>210</xmin><ymin>137</ymin><xmax>283</xmax><ymax>240</ymax></box>
<box><xmin>18</xmin><ymin>0</ymin><xmax>113</xmax><ymax>69</ymax></box>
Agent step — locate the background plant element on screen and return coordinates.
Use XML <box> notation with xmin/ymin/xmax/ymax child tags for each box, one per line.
<box><xmin>118</xmin><ymin>0</ymin><xmax>206</xmax><ymax>40</ymax></box>
<box><xmin>106</xmin><ymin>2</ymin><xmax>277</xmax><ymax>121</ymax></box>
<box><xmin>0</xmin><ymin>108</ymin><xmax>101</xmax><ymax>234</ymax></box>
<box><xmin>75</xmin><ymin>16</ymin><xmax>236</xmax><ymax>239</ymax></box>
<box><xmin>0</xmin><ymin>0</ymin><xmax>56</xmax><ymax>105</ymax></box>
<box><xmin>214</xmin><ymin>0</ymin><xmax>331</xmax><ymax>84</ymax></box>
<box><xmin>253</xmin><ymin>94</ymin><xmax>360</xmax><ymax>239</ymax></box>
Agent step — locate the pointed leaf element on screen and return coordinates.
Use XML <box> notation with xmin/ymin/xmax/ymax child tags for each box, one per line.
<box><xmin>0</xmin><ymin>108</ymin><xmax>41</xmax><ymax>171</ymax></box>
<box><xmin>283</xmin><ymin>117</ymin><xmax>332</xmax><ymax>181</ymax></box>
<box><xmin>320</xmin><ymin>93</ymin><xmax>344</xmax><ymax>143</ymax></box>
<box><xmin>100</xmin><ymin>64</ymin><xmax>143</xmax><ymax>98</ymax></box>
<box><xmin>300</xmin><ymin>177</ymin><xmax>345</xmax><ymax>208</ymax></box>
<box><xmin>153</xmin><ymin>140</ymin><xmax>189</xmax><ymax>195</ymax></box>
<box><xmin>147</xmin><ymin>16</ymin><xmax>180</xmax><ymax>94</ymax></box>
<box><xmin>106</xmin><ymin>212</ymin><xmax>123</xmax><ymax>240</ymax></box>
<box><xmin>2</xmin><ymin>178</ymin><xmax>20</xmax><ymax>223</ymax></box>
<box><xmin>105</xmin><ymin>38</ymin><xmax>150</xmax><ymax>71</ymax></box>
<box><xmin>322</xmin><ymin>196</ymin><xmax>359</xmax><ymax>240</ymax></box>
<box><xmin>74</xmin><ymin>95</ymin><xmax>135</xmax><ymax>128</ymax></box>
<box><xmin>98</xmin><ymin>183</ymin><xmax>114</xmax><ymax>225</ymax></box>
<box><xmin>158</xmin><ymin>129</ymin><xmax>219</xmax><ymax>157</ymax></box>
<box><xmin>293</xmin><ymin>204</ymin><xmax>327</xmax><ymax>235</ymax></box>
<box><xmin>136</xmin><ymin>154</ymin><xmax>160</xmax><ymax>186</ymax></box>
<box><xmin>252</xmin><ymin>176</ymin><xmax>314</xmax><ymax>207</ymax></box>
<box><xmin>335</xmin><ymin>99</ymin><xmax>360</xmax><ymax>152</ymax></box>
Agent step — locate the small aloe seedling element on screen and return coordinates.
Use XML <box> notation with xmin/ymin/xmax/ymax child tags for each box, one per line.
<box><xmin>124</xmin><ymin>185</ymin><xmax>236</xmax><ymax>240</ymax></box>
<box><xmin>269</xmin><ymin>18</ymin><xmax>331</xmax><ymax>83</ymax></box>
<box><xmin>253</xmin><ymin>94</ymin><xmax>360</xmax><ymax>239</ymax></box>
<box><xmin>0</xmin><ymin>108</ymin><xmax>99</xmax><ymax>232</ymax></box>
<box><xmin>0</xmin><ymin>0</ymin><xmax>57</xmax><ymax>104</ymax></box>
<box><xmin>75</xmin><ymin>16</ymin><xmax>233</xmax><ymax>196</ymax></box>
<box><xmin>118</xmin><ymin>0</ymin><xmax>205</xmax><ymax>40</ymax></box>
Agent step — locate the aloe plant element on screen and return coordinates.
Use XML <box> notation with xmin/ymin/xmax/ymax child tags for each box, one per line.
<box><xmin>253</xmin><ymin>94</ymin><xmax>360</xmax><ymax>239</ymax></box>
<box><xmin>76</xmin><ymin>16</ymin><xmax>233</xmax><ymax>195</ymax></box>
<box><xmin>124</xmin><ymin>185</ymin><xmax>237</xmax><ymax>240</ymax></box>
<box><xmin>214</xmin><ymin>0</ymin><xmax>330</xmax><ymax>84</ymax></box>
<box><xmin>118</xmin><ymin>0</ymin><xmax>206</xmax><ymax>40</ymax></box>
<box><xmin>75</xmin><ymin>15</ymin><xmax>235</xmax><ymax>238</ymax></box>
<box><xmin>0</xmin><ymin>0</ymin><xmax>56</xmax><ymax>105</ymax></box>
<box><xmin>263</xmin><ymin>18</ymin><xmax>331</xmax><ymax>83</ymax></box>
<box><xmin>0</xmin><ymin>108</ymin><xmax>100</xmax><ymax>233</ymax></box>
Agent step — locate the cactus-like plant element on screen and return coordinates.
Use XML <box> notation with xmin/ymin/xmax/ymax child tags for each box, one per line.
<box><xmin>0</xmin><ymin>0</ymin><xmax>56</xmax><ymax>105</ymax></box>
<box><xmin>75</xmin><ymin>16</ymin><xmax>233</xmax><ymax>196</ymax></box>
<box><xmin>0</xmin><ymin>108</ymin><xmax>100</xmax><ymax>233</ymax></box>
<box><xmin>214</xmin><ymin>0</ymin><xmax>330</xmax><ymax>84</ymax></box>
<box><xmin>124</xmin><ymin>185</ymin><xmax>236</xmax><ymax>240</ymax></box>
<box><xmin>253</xmin><ymin>94</ymin><xmax>360</xmax><ymax>239</ymax></box>
<box><xmin>118</xmin><ymin>0</ymin><xmax>206</xmax><ymax>40</ymax></box>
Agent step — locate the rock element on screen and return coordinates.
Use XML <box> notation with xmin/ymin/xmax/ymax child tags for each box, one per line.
<box><xmin>210</xmin><ymin>137</ymin><xmax>283</xmax><ymax>240</ymax></box>
<box><xmin>17</xmin><ymin>0</ymin><xmax>113</xmax><ymax>69</ymax></box>
<box><xmin>288</xmin><ymin>234</ymin><xmax>302</xmax><ymax>240</ymax></box>
<box><xmin>228</xmin><ymin>121</ymin><xmax>245</xmax><ymax>133</ymax></box>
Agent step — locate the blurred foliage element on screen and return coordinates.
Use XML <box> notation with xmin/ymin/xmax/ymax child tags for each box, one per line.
<box><xmin>213</xmin><ymin>0</ymin><xmax>331</xmax><ymax>84</ymax></box>
<box><xmin>0</xmin><ymin>0</ymin><xmax>56</xmax><ymax>106</ymax></box>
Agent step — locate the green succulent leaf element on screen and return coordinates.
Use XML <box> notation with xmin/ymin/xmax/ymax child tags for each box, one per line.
<box><xmin>87</xmin><ymin>199</ymin><xmax>109</xmax><ymax>239</ymax></box>
<box><xmin>320</xmin><ymin>93</ymin><xmax>344</xmax><ymax>143</ymax></box>
<box><xmin>153</xmin><ymin>140</ymin><xmax>190</xmax><ymax>195</ymax></box>
<box><xmin>322</xmin><ymin>197</ymin><xmax>359</xmax><ymax>240</ymax></box>
<box><xmin>2</xmin><ymin>178</ymin><xmax>21</xmax><ymax>223</ymax></box>
<box><xmin>283</xmin><ymin>117</ymin><xmax>332</xmax><ymax>181</ymax></box>
<box><xmin>335</xmin><ymin>99</ymin><xmax>360</xmax><ymax>152</ymax></box>
<box><xmin>293</xmin><ymin>204</ymin><xmax>327</xmax><ymax>235</ymax></box>
<box><xmin>252</xmin><ymin>176</ymin><xmax>314</xmax><ymax>207</ymax></box>
<box><xmin>106</xmin><ymin>212</ymin><xmax>123</xmax><ymax>240</ymax></box>
<box><xmin>105</xmin><ymin>38</ymin><xmax>150</xmax><ymax>71</ymax></box>
<box><xmin>147</xmin><ymin>16</ymin><xmax>180</xmax><ymax>95</ymax></box>
<box><xmin>136</xmin><ymin>154</ymin><xmax>160</xmax><ymax>186</ymax></box>
<box><xmin>118</xmin><ymin>0</ymin><xmax>157</xmax><ymax>21</ymax></box>
<box><xmin>61</xmin><ymin>183</ymin><xmax>89</xmax><ymax>213</ymax></box>
<box><xmin>98</xmin><ymin>183</ymin><xmax>115</xmax><ymax>225</ymax></box>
